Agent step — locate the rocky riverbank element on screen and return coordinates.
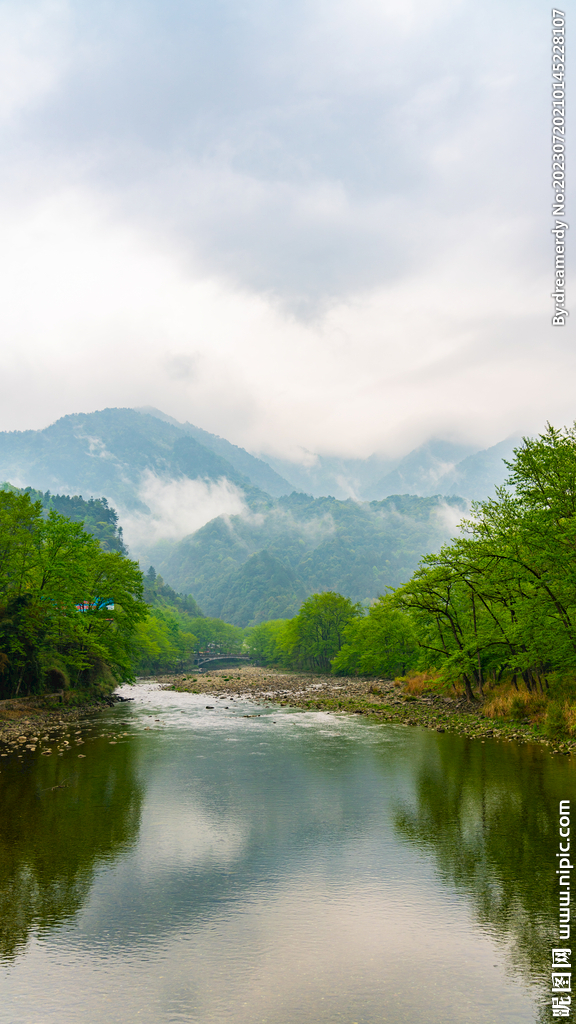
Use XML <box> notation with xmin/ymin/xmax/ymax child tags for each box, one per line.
<box><xmin>160</xmin><ymin>665</ymin><xmax>576</xmax><ymax>757</ymax></box>
<box><xmin>0</xmin><ymin>692</ymin><xmax>127</xmax><ymax>752</ymax></box>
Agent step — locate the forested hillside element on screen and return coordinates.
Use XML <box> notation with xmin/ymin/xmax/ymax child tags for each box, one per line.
<box><xmin>138</xmin><ymin>407</ymin><xmax>296</xmax><ymax>496</ymax></box>
<box><xmin>0</xmin><ymin>408</ymin><xmax>279</xmax><ymax>513</ymax></box>
<box><xmin>1</xmin><ymin>485</ymin><xmax>127</xmax><ymax>553</ymax></box>
<box><xmin>0</xmin><ymin>491</ymin><xmax>146</xmax><ymax>699</ymax></box>
<box><xmin>154</xmin><ymin>492</ymin><xmax>466</xmax><ymax>626</ymax></box>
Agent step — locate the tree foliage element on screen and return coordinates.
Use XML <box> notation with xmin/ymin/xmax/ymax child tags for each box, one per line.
<box><xmin>132</xmin><ymin>608</ymin><xmax>198</xmax><ymax>675</ymax></box>
<box><xmin>132</xmin><ymin>606</ymin><xmax>245</xmax><ymax>675</ymax></box>
<box><xmin>275</xmin><ymin>592</ymin><xmax>361</xmax><ymax>672</ymax></box>
<box><xmin>2</xmin><ymin>483</ymin><xmax>127</xmax><ymax>553</ymax></box>
<box><xmin>331</xmin><ymin>594</ymin><xmax>418</xmax><ymax>678</ymax></box>
<box><xmin>143</xmin><ymin>565</ymin><xmax>203</xmax><ymax>617</ymax></box>
<box><xmin>244</xmin><ymin>619</ymin><xmax>292</xmax><ymax>667</ymax></box>
<box><xmin>0</xmin><ymin>491</ymin><xmax>146</xmax><ymax>698</ymax></box>
<box><xmin>396</xmin><ymin>425</ymin><xmax>576</xmax><ymax>700</ymax></box>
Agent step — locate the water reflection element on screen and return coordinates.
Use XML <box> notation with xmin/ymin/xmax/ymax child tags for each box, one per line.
<box><xmin>0</xmin><ymin>692</ymin><xmax>560</xmax><ymax>1023</ymax></box>
<box><xmin>0</xmin><ymin>728</ymin><xmax>142</xmax><ymax>960</ymax></box>
<box><xmin>393</xmin><ymin>734</ymin><xmax>571</xmax><ymax>1023</ymax></box>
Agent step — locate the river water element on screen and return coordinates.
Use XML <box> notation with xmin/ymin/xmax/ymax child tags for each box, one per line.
<box><xmin>0</xmin><ymin>683</ymin><xmax>572</xmax><ymax>1023</ymax></box>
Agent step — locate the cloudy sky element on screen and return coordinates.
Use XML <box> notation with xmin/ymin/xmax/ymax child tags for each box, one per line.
<box><xmin>0</xmin><ymin>0</ymin><xmax>572</xmax><ymax>461</ymax></box>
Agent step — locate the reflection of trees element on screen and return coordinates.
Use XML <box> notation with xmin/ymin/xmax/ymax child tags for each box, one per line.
<box><xmin>0</xmin><ymin>739</ymin><xmax>142</xmax><ymax>961</ymax></box>
<box><xmin>394</xmin><ymin>735</ymin><xmax>566</xmax><ymax>1022</ymax></box>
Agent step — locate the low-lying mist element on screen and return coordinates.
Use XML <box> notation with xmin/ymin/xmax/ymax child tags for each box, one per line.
<box><xmin>141</xmin><ymin>489</ymin><xmax>468</xmax><ymax>625</ymax></box>
<box><xmin>120</xmin><ymin>471</ymin><xmax>247</xmax><ymax>558</ymax></box>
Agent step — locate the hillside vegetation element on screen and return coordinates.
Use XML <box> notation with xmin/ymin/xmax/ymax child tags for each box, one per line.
<box><xmin>244</xmin><ymin>426</ymin><xmax>576</xmax><ymax>738</ymax></box>
<box><xmin>154</xmin><ymin>492</ymin><xmax>466</xmax><ymax>626</ymax></box>
<box><xmin>0</xmin><ymin>491</ymin><xmax>146</xmax><ymax>699</ymax></box>
<box><xmin>2</xmin><ymin>484</ymin><xmax>127</xmax><ymax>553</ymax></box>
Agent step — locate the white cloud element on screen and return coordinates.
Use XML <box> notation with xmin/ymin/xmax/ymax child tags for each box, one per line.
<box><xmin>120</xmin><ymin>471</ymin><xmax>246</xmax><ymax>555</ymax></box>
<box><xmin>137</xmin><ymin>801</ymin><xmax>248</xmax><ymax>872</ymax></box>
<box><xmin>0</xmin><ymin>0</ymin><xmax>570</xmax><ymax>463</ymax></box>
<box><xmin>0</xmin><ymin>0</ymin><xmax>71</xmax><ymax>123</ymax></box>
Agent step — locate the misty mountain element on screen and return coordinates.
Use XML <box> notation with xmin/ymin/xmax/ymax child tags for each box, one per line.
<box><xmin>150</xmin><ymin>492</ymin><xmax>466</xmax><ymax>627</ymax></box>
<box><xmin>367</xmin><ymin>437</ymin><xmax>521</xmax><ymax>501</ymax></box>
<box><xmin>427</xmin><ymin>438</ymin><xmax>523</xmax><ymax>500</ymax></box>
<box><xmin>258</xmin><ymin>450</ymin><xmax>402</xmax><ymax>500</ymax></box>
<box><xmin>136</xmin><ymin>407</ymin><xmax>296</xmax><ymax>497</ymax></box>
<box><xmin>263</xmin><ymin>437</ymin><xmax>520</xmax><ymax>501</ymax></box>
<box><xmin>0</xmin><ymin>407</ymin><xmax>281</xmax><ymax>513</ymax></box>
<box><xmin>0</xmin><ymin>407</ymin><xmax>520</xmax><ymax>525</ymax></box>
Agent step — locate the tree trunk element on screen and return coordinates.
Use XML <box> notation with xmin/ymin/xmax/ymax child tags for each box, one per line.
<box><xmin>472</xmin><ymin>595</ymin><xmax>484</xmax><ymax>697</ymax></box>
<box><xmin>462</xmin><ymin>673</ymin><xmax>476</xmax><ymax>702</ymax></box>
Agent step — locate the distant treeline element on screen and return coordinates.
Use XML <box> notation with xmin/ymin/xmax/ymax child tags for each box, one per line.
<box><xmin>1</xmin><ymin>484</ymin><xmax>127</xmax><ymax>553</ymax></box>
<box><xmin>244</xmin><ymin>591</ymin><xmax>416</xmax><ymax>679</ymax></box>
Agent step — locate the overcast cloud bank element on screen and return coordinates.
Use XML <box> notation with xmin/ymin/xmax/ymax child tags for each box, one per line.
<box><xmin>0</xmin><ymin>0</ymin><xmax>571</xmax><ymax>459</ymax></box>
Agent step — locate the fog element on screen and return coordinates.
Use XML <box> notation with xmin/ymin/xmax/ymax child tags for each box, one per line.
<box><xmin>120</xmin><ymin>472</ymin><xmax>247</xmax><ymax>557</ymax></box>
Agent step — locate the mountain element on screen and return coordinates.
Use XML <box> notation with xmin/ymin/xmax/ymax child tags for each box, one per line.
<box><xmin>367</xmin><ymin>437</ymin><xmax>521</xmax><ymax>500</ymax></box>
<box><xmin>262</xmin><ymin>437</ymin><xmax>520</xmax><ymax>501</ymax></box>
<box><xmin>136</xmin><ymin>407</ymin><xmax>296</xmax><ymax>497</ymax></box>
<box><xmin>0</xmin><ymin>406</ymin><xmax>519</xmax><ymax>513</ymax></box>
<box><xmin>0</xmin><ymin>407</ymin><xmax>279</xmax><ymax>513</ymax></box>
<box><xmin>426</xmin><ymin>438</ymin><xmax>523</xmax><ymax>500</ymax></box>
<box><xmin>257</xmin><ymin>451</ymin><xmax>401</xmax><ymax>500</ymax></box>
<box><xmin>151</xmin><ymin>492</ymin><xmax>467</xmax><ymax>627</ymax></box>
<box><xmin>217</xmin><ymin>551</ymin><xmax>306</xmax><ymax>626</ymax></box>
<box><xmin>0</xmin><ymin>407</ymin><xmax>524</xmax><ymax>627</ymax></box>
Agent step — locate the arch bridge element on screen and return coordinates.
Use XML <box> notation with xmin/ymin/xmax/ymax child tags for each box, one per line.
<box><xmin>194</xmin><ymin>653</ymin><xmax>252</xmax><ymax>670</ymax></box>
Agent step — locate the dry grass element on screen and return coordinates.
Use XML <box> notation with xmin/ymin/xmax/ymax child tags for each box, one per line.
<box><xmin>482</xmin><ymin>686</ymin><xmax>547</xmax><ymax>722</ymax></box>
<box><xmin>400</xmin><ymin>670</ymin><xmax>443</xmax><ymax>696</ymax></box>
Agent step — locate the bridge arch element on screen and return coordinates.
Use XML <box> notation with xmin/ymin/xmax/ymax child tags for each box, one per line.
<box><xmin>194</xmin><ymin>653</ymin><xmax>252</xmax><ymax>670</ymax></box>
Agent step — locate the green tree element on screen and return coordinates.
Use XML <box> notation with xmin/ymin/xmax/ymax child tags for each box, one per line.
<box><xmin>284</xmin><ymin>592</ymin><xmax>362</xmax><ymax>672</ymax></box>
<box><xmin>331</xmin><ymin>594</ymin><xmax>418</xmax><ymax>678</ymax></box>
<box><xmin>132</xmin><ymin>608</ymin><xmax>198</xmax><ymax>674</ymax></box>
<box><xmin>244</xmin><ymin>619</ymin><xmax>291</xmax><ymax>666</ymax></box>
<box><xmin>0</xmin><ymin>491</ymin><xmax>146</xmax><ymax>697</ymax></box>
<box><xmin>187</xmin><ymin>617</ymin><xmax>245</xmax><ymax>657</ymax></box>
<box><xmin>396</xmin><ymin>424</ymin><xmax>576</xmax><ymax>701</ymax></box>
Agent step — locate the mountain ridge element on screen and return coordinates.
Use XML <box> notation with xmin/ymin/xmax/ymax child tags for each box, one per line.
<box><xmin>0</xmin><ymin>406</ymin><xmax>524</xmax><ymax>626</ymax></box>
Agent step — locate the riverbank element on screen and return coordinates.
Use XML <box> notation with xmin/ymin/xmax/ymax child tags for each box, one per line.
<box><xmin>159</xmin><ymin>665</ymin><xmax>576</xmax><ymax>757</ymax></box>
<box><xmin>0</xmin><ymin>692</ymin><xmax>125</xmax><ymax>750</ymax></box>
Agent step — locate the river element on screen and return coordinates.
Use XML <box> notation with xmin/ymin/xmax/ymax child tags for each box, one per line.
<box><xmin>0</xmin><ymin>683</ymin><xmax>571</xmax><ymax>1023</ymax></box>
